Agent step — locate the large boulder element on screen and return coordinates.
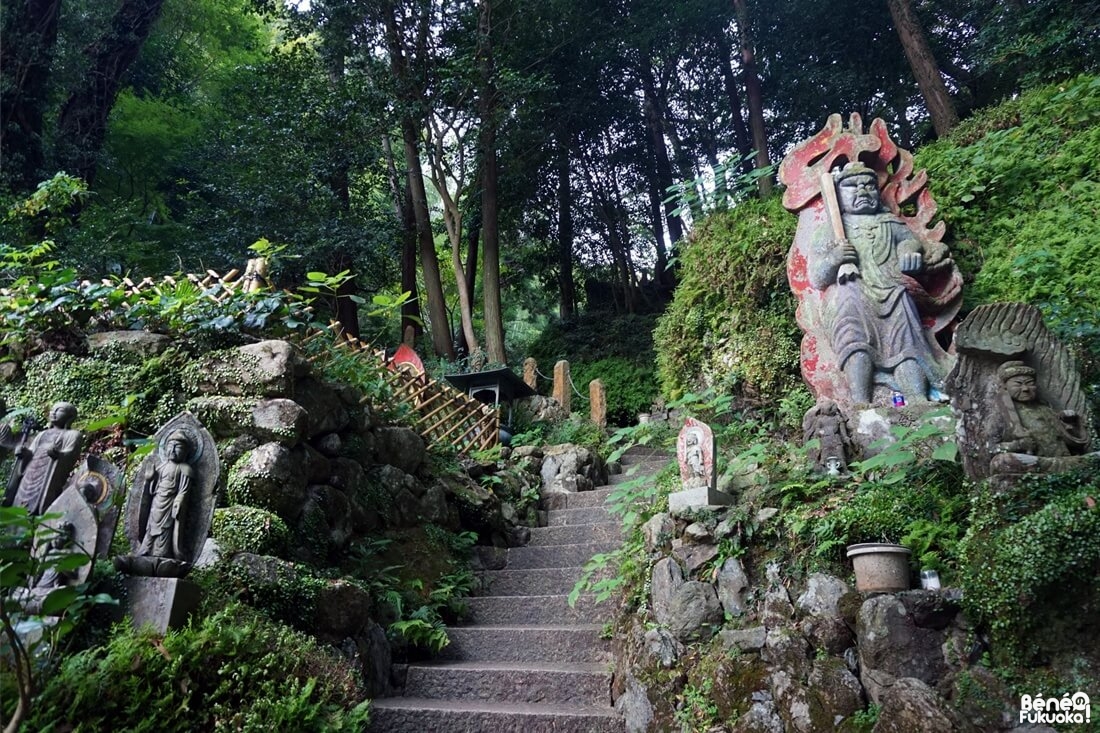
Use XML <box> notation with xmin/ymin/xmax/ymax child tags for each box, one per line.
<box><xmin>86</xmin><ymin>330</ymin><xmax>171</xmax><ymax>357</ymax></box>
<box><xmin>295</xmin><ymin>377</ymin><xmax>350</xmax><ymax>437</ymax></box>
<box><xmin>666</xmin><ymin>581</ymin><xmax>722</xmax><ymax>642</ymax></box>
<box><xmin>227</xmin><ymin>442</ymin><xmax>308</xmax><ymax>521</ymax></box>
<box><xmin>857</xmin><ymin>593</ymin><xmax>950</xmax><ymax>704</ymax></box>
<box><xmin>716</xmin><ymin>557</ymin><xmax>750</xmax><ymax>617</ymax></box>
<box><xmin>374</xmin><ymin>426</ymin><xmax>426</xmax><ymax>476</ymax></box>
<box><xmin>650</xmin><ymin>557</ymin><xmax>684</xmax><ymax>626</ymax></box>
<box><xmin>539</xmin><ymin>443</ymin><xmax>606</xmax><ymax>495</ymax></box>
<box><xmin>189</xmin><ymin>340</ymin><xmax>308</xmax><ymax>397</ymax></box>
<box><xmin>872</xmin><ymin>678</ymin><xmax>977</xmax><ymax>733</ymax></box>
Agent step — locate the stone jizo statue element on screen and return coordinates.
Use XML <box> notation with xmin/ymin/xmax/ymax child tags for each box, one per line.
<box><xmin>802</xmin><ymin>398</ymin><xmax>851</xmax><ymax>476</ymax></box>
<box><xmin>137</xmin><ymin>430</ymin><xmax>195</xmax><ymax>561</ymax></box>
<box><xmin>4</xmin><ymin>402</ymin><xmax>83</xmax><ymax>515</ymax></box>
<box><xmin>115</xmin><ymin>412</ymin><xmax>217</xmax><ymax>578</ymax></box>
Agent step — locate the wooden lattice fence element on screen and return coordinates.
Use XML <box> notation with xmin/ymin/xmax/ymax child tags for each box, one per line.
<box><xmin>324</xmin><ymin>335</ymin><xmax>499</xmax><ymax>454</ymax></box>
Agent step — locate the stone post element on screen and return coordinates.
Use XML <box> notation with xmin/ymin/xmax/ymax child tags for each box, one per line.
<box><xmin>553</xmin><ymin>359</ymin><xmax>571</xmax><ymax>415</ymax></box>
<box><xmin>590</xmin><ymin>379</ymin><xmax>607</xmax><ymax>427</ymax></box>
<box><xmin>523</xmin><ymin>357</ymin><xmax>538</xmax><ymax>390</ymax></box>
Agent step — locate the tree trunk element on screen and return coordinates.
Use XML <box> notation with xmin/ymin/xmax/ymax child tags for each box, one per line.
<box><xmin>886</xmin><ymin>0</ymin><xmax>959</xmax><ymax>137</ymax></box>
<box><xmin>382</xmin><ymin>135</ymin><xmax>423</xmax><ymax>340</ymax></box>
<box><xmin>55</xmin><ymin>0</ymin><xmax>167</xmax><ymax>184</ymax></box>
<box><xmin>714</xmin><ymin>29</ymin><xmax>753</xmax><ymax>177</ymax></box>
<box><xmin>384</xmin><ymin>2</ymin><xmax>453</xmax><ymax>359</ymax></box>
<box><xmin>639</xmin><ymin>64</ymin><xmax>684</xmax><ymax>244</ymax></box>
<box><xmin>556</xmin><ymin>141</ymin><xmax>576</xmax><ymax>320</ymax></box>
<box><xmin>731</xmin><ymin>0</ymin><xmax>773</xmax><ymax>197</ymax></box>
<box><xmin>647</xmin><ymin>171</ymin><xmax>671</xmax><ymax>288</ymax></box>
<box><xmin>478</xmin><ymin>0</ymin><xmax>506</xmax><ymax>365</ymax></box>
<box><xmin>0</xmin><ymin>0</ymin><xmax>62</xmax><ymax>192</ymax></box>
<box><xmin>401</xmin><ymin>117</ymin><xmax>454</xmax><ymax>359</ymax></box>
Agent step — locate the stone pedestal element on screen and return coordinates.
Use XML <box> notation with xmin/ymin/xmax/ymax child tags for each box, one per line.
<box><xmin>125</xmin><ymin>577</ymin><xmax>200</xmax><ymax>633</ymax></box>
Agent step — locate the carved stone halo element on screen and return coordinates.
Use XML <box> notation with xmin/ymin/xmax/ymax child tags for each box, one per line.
<box><xmin>157</xmin><ymin>425</ymin><xmax>205</xmax><ymax>462</ymax></box>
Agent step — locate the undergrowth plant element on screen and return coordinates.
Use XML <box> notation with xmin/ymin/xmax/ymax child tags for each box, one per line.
<box><xmin>0</xmin><ymin>507</ymin><xmax>116</xmax><ymax>732</ymax></box>
<box><xmin>25</xmin><ymin>603</ymin><xmax>371</xmax><ymax>732</ymax></box>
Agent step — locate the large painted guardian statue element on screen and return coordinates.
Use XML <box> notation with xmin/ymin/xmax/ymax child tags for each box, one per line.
<box><xmin>780</xmin><ymin>114</ymin><xmax>963</xmax><ymax>408</ymax></box>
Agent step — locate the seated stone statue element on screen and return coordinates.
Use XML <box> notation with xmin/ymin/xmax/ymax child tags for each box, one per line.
<box><xmin>989</xmin><ymin>361</ymin><xmax>1095</xmax><ymax>475</ymax></box>
<box><xmin>5</xmin><ymin>402</ymin><xmax>83</xmax><ymax>515</ymax></box>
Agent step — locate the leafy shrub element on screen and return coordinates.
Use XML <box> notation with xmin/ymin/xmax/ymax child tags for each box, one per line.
<box><xmin>212</xmin><ymin>506</ymin><xmax>291</xmax><ymax>556</ymax></box>
<box><xmin>654</xmin><ymin>195</ymin><xmax>800</xmax><ymax>404</ymax></box>
<box><xmin>572</xmin><ymin>356</ymin><xmax>656</xmax><ymax>426</ymax></box>
<box><xmin>27</xmin><ymin>604</ymin><xmax>370</xmax><ymax>731</ymax></box>
<box><xmin>959</xmin><ymin>468</ymin><xmax>1100</xmax><ymax>660</ymax></box>
<box><xmin>915</xmin><ymin>74</ymin><xmax>1100</xmax><ymax>416</ymax></box>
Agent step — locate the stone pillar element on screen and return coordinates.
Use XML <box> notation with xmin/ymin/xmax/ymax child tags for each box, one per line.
<box><xmin>523</xmin><ymin>357</ymin><xmax>538</xmax><ymax>390</ymax></box>
<box><xmin>590</xmin><ymin>379</ymin><xmax>607</xmax><ymax>427</ymax></box>
<box><xmin>553</xmin><ymin>359</ymin><xmax>571</xmax><ymax>415</ymax></box>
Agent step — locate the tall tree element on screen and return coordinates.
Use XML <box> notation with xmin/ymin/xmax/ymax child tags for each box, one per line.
<box><xmin>731</xmin><ymin>0</ymin><xmax>772</xmax><ymax>196</ymax></box>
<box><xmin>381</xmin><ymin>0</ymin><xmax>455</xmax><ymax>359</ymax></box>
<box><xmin>477</xmin><ymin>0</ymin><xmax>506</xmax><ymax>364</ymax></box>
<box><xmin>55</xmin><ymin>0</ymin><xmax>168</xmax><ymax>184</ymax></box>
<box><xmin>885</xmin><ymin>0</ymin><xmax>958</xmax><ymax>137</ymax></box>
<box><xmin>0</xmin><ymin>0</ymin><xmax>63</xmax><ymax>192</ymax></box>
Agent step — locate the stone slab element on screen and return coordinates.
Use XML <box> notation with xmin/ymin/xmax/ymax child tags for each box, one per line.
<box><xmin>664</xmin><ymin>484</ymin><xmax>717</xmax><ymax>512</ymax></box>
<box><xmin>126</xmin><ymin>576</ymin><xmax>200</xmax><ymax>633</ymax></box>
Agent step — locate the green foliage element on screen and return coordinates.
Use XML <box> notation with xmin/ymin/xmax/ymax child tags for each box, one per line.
<box><xmin>654</xmin><ymin>195</ymin><xmax>801</xmax><ymax>404</ymax></box>
<box><xmin>784</xmin><ymin>412</ymin><xmax>968</xmax><ymax>573</ymax></box>
<box><xmin>572</xmin><ymin>357</ymin><xmax>655</xmax><ymax>426</ymax></box>
<box><xmin>1</xmin><ymin>347</ymin><xmax>189</xmax><ymax>437</ymax></box>
<box><xmin>195</xmin><ymin>559</ymin><xmax>329</xmax><ymax>631</ymax></box>
<box><xmin>0</xmin><ymin>506</ymin><xmax>116</xmax><ymax>730</ymax></box>
<box><xmin>959</xmin><ymin>469</ymin><xmax>1100</xmax><ymax>660</ymax></box>
<box><xmin>342</xmin><ymin>526</ymin><xmax>477</xmax><ymax>658</ymax></box>
<box><xmin>523</xmin><ymin>313</ymin><xmax>659</xmax><ymax>428</ymax></box>
<box><xmin>915</xmin><ymin>75</ymin><xmax>1100</xmax><ymax>410</ymax></box>
<box><xmin>848</xmin><ymin>703</ymin><xmax>880</xmax><ymax>732</ymax></box>
<box><xmin>212</xmin><ymin>506</ymin><xmax>291</xmax><ymax>556</ymax></box>
<box><xmin>26</xmin><ymin>604</ymin><xmax>371</xmax><ymax>732</ymax></box>
<box><xmin>673</xmin><ymin>678</ymin><xmax>720</xmax><ymax>732</ymax></box>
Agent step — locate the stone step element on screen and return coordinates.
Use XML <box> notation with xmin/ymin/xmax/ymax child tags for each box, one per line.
<box><xmin>527</xmin><ymin>522</ymin><xmax>621</xmax><ymax>547</ymax></box>
<box><xmin>558</xmin><ymin>487</ymin><xmax>617</xmax><ymax>509</ymax></box>
<box><xmin>478</xmin><ymin>566</ymin><xmax>595</xmax><ymax>596</ymax></box>
<box><xmin>368</xmin><ymin>698</ymin><xmax>623</xmax><ymax>733</ymax></box>
<box><xmin>606</xmin><ymin>471</ymin><xmax>657</xmax><ymax>486</ymax></box>
<box><xmin>401</xmin><ymin>661</ymin><xmax>611</xmax><ymax>706</ymax></box>
<box><xmin>505</xmin><ymin>541</ymin><xmax>618</xmax><ymax>569</ymax></box>
<box><xmin>438</xmin><ymin>625</ymin><xmax>610</xmax><ymax>664</ymax></box>
<box><xmin>547</xmin><ymin>506</ymin><xmax>613</xmax><ymax>526</ymax></box>
<box><xmin>464</xmin><ymin>594</ymin><xmax>611</xmax><ymax>625</ymax></box>
<box><xmin>620</xmin><ymin>444</ymin><xmax>673</xmax><ymax>461</ymax></box>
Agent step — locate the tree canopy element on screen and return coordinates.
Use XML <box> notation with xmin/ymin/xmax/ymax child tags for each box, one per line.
<box><xmin>2</xmin><ymin>0</ymin><xmax>1096</xmax><ymax>359</ymax></box>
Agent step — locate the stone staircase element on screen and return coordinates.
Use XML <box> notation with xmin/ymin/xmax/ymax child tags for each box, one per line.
<box><xmin>368</xmin><ymin>446</ymin><xmax>671</xmax><ymax>732</ymax></box>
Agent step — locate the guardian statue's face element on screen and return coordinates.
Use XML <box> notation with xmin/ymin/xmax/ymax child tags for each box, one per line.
<box><xmin>838</xmin><ymin>174</ymin><xmax>879</xmax><ymax>215</ymax></box>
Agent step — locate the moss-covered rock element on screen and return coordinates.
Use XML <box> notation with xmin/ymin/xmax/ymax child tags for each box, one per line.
<box><xmin>212</xmin><ymin>505</ymin><xmax>291</xmax><ymax>556</ymax></box>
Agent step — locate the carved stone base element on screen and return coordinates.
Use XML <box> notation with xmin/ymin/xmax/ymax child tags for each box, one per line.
<box><xmin>125</xmin><ymin>576</ymin><xmax>200</xmax><ymax>633</ymax></box>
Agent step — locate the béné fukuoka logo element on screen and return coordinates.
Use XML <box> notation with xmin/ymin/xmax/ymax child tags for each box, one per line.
<box><xmin>1020</xmin><ymin>692</ymin><xmax>1091</xmax><ymax>725</ymax></box>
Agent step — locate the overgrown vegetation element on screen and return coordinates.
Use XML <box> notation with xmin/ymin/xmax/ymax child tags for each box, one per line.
<box><xmin>653</xmin><ymin>195</ymin><xmax>801</xmax><ymax>405</ymax></box>
<box><xmin>916</xmin><ymin>74</ymin><xmax>1100</xmax><ymax>411</ymax></box>
<box><xmin>25</xmin><ymin>604</ymin><xmax>371</xmax><ymax>732</ymax></box>
<box><xmin>524</xmin><ymin>313</ymin><xmax>660</xmax><ymax>426</ymax></box>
